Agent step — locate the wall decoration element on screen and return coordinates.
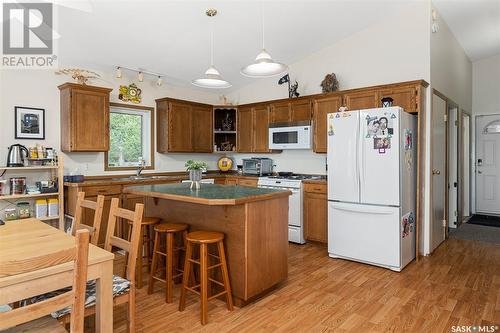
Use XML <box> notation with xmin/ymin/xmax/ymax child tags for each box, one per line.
<box><xmin>55</xmin><ymin>68</ymin><xmax>101</xmax><ymax>85</ymax></box>
<box><xmin>320</xmin><ymin>73</ymin><xmax>339</xmax><ymax>93</ymax></box>
<box><xmin>381</xmin><ymin>97</ymin><xmax>394</xmax><ymax>107</ymax></box>
<box><xmin>119</xmin><ymin>83</ymin><xmax>142</xmax><ymax>104</ymax></box>
<box><xmin>290</xmin><ymin>81</ymin><xmax>300</xmax><ymax>98</ymax></box>
<box><xmin>278</xmin><ymin>74</ymin><xmax>299</xmax><ymax>98</ymax></box>
<box><xmin>15</xmin><ymin>106</ymin><xmax>45</xmax><ymax>140</ymax></box>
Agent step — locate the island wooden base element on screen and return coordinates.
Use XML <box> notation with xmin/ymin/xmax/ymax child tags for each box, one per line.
<box><xmin>144</xmin><ymin>196</ymin><xmax>289</xmax><ymax>306</ymax></box>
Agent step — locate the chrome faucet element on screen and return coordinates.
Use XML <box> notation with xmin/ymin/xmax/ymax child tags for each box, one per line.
<box><xmin>136</xmin><ymin>157</ymin><xmax>145</xmax><ymax>177</ymax></box>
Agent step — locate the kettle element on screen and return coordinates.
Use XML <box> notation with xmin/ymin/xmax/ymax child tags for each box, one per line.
<box><xmin>7</xmin><ymin>144</ymin><xmax>29</xmax><ymax>167</ymax></box>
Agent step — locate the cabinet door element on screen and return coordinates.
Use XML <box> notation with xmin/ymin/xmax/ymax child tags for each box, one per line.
<box><xmin>343</xmin><ymin>90</ymin><xmax>378</xmax><ymax>111</ymax></box>
<box><xmin>238</xmin><ymin>178</ymin><xmax>258</xmax><ymax>187</ymax></box>
<box><xmin>226</xmin><ymin>178</ymin><xmax>238</xmax><ymax>185</ymax></box>
<box><xmin>304</xmin><ymin>192</ymin><xmax>328</xmax><ymax>243</ymax></box>
<box><xmin>270</xmin><ymin>101</ymin><xmax>291</xmax><ymax>123</ymax></box>
<box><xmin>156</xmin><ymin>100</ymin><xmax>169</xmax><ymax>153</ymax></box>
<box><xmin>378</xmin><ymin>86</ymin><xmax>417</xmax><ymax>113</ymax></box>
<box><xmin>313</xmin><ymin>95</ymin><xmax>342</xmax><ymax>153</ymax></box>
<box><xmin>168</xmin><ymin>102</ymin><xmax>192</xmax><ymax>152</ymax></box>
<box><xmin>291</xmin><ymin>99</ymin><xmax>312</xmax><ymax>122</ymax></box>
<box><xmin>237</xmin><ymin>107</ymin><xmax>253</xmax><ymax>153</ymax></box>
<box><xmin>214</xmin><ymin>178</ymin><xmax>226</xmax><ymax>185</ymax></box>
<box><xmin>253</xmin><ymin>105</ymin><xmax>270</xmax><ymax>152</ymax></box>
<box><xmin>72</xmin><ymin>88</ymin><xmax>110</xmax><ymax>151</ymax></box>
<box><xmin>192</xmin><ymin>105</ymin><xmax>213</xmax><ymax>152</ymax></box>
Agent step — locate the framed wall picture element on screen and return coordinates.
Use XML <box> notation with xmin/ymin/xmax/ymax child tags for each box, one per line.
<box><xmin>15</xmin><ymin>106</ymin><xmax>45</xmax><ymax>139</ymax></box>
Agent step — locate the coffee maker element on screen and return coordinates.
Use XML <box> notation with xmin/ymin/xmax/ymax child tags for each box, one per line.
<box><xmin>7</xmin><ymin>144</ymin><xmax>28</xmax><ymax>167</ymax></box>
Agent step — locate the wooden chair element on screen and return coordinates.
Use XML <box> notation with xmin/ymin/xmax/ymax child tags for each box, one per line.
<box><xmin>72</xmin><ymin>192</ymin><xmax>105</xmax><ymax>246</ymax></box>
<box><xmin>0</xmin><ymin>230</ymin><xmax>90</xmax><ymax>333</ymax></box>
<box><xmin>58</xmin><ymin>197</ymin><xmax>144</xmax><ymax>333</ymax></box>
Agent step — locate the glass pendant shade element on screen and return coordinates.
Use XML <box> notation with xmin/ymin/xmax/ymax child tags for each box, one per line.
<box><xmin>241</xmin><ymin>49</ymin><xmax>288</xmax><ymax>78</ymax></box>
<box><xmin>192</xmin><ymin>66</ymin><xmax>232</xmax><ymax>89</ymax></box>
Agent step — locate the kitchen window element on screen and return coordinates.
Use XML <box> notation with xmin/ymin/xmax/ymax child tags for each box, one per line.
<box><xmin>105</xmin><ymin>103</ymin><xmax>154</xmax><ymax>171</ymax></box>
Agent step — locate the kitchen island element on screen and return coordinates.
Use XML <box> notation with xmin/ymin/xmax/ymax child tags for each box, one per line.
<box><xmin>123</xmin><ymin>183</ymin><xmax>291</xmax><ymax>306</ymax></box>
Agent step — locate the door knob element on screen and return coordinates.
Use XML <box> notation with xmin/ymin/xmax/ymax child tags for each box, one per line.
<box><xmin>432</xmin><ymin>169</ymin><xmax>441</xmax><ymax>175</ymax></box>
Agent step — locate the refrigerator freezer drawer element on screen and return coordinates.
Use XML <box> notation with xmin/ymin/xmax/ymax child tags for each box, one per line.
<box><xmin>328</xmin><ymin>201</ymin><xmax>400</xmax><ymax>268</ymax></box>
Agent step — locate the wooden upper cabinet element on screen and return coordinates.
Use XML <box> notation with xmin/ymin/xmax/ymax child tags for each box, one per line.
<box><xmin>342</xmin><ymin>90</ymin><xmax>378</xmax><ymax>110</ymax></box>
<box><xmin>290</xmin><ymin>99</ymin><xmax>312</xmax><ymax>122</ymax></box>
<box><xmin>237</xmin><ymin>107</ymin><xmax>253</xmax><ymax>153</ymax></box>
<box><xmin>156</xmin><ymin>98</ymin><xmax>213</xmax><ymax>153</ymax></box>
<box><xmin>378</xmin><ymin>86</ymin><xmax>417</xmax><ymax>113</ymax></box>
<box><xmin>313</xmin><ymin>95</ymin><xmax>342</xmax><ymax>153</ymax></box>
<box><xmin>156</xmin><ymin>100</ymin><xmax>169</xmax><ymax>153</ymax></box>
<box><xmin>59</xmin><ymin>83</ymin><xmax>112</xmax><ymax>152</ymax></box>
<box><xmin>168</xmin><ymin>101</ymin><xmax>192</xmax><ymax>152</ymax></box>
<box><xmin>192</xmin><ymin>105</ymin><xmax>213</xmax><ymax>152</ymax></box>
<box><xmin>270</xmin><ymin>101</ymin><xmax>291</xmax><ymax>123</ymax></box>
<box><xmin>253</xmin><ymin>105</ymin><xmax>270</xmax><ymax>152</ymax></box>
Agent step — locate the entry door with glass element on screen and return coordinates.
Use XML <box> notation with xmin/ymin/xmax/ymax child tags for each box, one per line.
<box><xmin>476</xmin><ymin>115</ymin><xmax>500</xmax><ymax>214</ymax></box>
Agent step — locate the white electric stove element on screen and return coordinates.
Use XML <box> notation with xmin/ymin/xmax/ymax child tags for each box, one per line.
<box><xmin>258</xmin><ymin>174</ymin><xmax>323</xmax><ymax>244</ymax></box>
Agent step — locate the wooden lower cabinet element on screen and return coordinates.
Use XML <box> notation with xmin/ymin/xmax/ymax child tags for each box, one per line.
<box><xmin>225</xmin><ymin>177</ymin><xmax>258</xmax><ymax>187</ymax></box>
<box><xmin>303</xmin><ymin>183</ymin><xmax>327</xmax><ymax>243</ymax></box>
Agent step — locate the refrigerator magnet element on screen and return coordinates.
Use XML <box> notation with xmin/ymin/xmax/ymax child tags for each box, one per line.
<box><xmin>373</xmin><ymin>137</ymin><xmax>391</xmax><ymax>150</ymax></box>
<box><xmin>404</xmin><ymin>129</ymin><xmax>413</xmax><ymax>150</ymax></box>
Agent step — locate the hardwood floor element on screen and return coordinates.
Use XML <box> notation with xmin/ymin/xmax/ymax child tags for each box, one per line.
<box><xmin>109</xmin><ymin>239</ymin><xmax>500</xmax><ymax>332</ymax></box>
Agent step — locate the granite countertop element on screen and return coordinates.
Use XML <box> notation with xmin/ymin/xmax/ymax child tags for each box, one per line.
<box><xmin>123</xmin><ymin>183</ymin><xmax>291</xmax><ymax>206</ymax></box>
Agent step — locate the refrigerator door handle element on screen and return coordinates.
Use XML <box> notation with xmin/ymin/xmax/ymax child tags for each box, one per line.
<box><xmin>357</xmin><ymin>115</ymin><xmax>364</xmax><ymax>201</ymax></box>
<box><xmin>334</xmin><ymin>203</ymin><xmax>396</xmax><ymax>215</ymax></box>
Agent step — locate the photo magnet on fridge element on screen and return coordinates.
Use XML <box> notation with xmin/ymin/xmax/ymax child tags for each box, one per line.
<box><xmin>366</xmin><ymin>115</ymin><xmax>394</xmax><ymax>138</ymax></box>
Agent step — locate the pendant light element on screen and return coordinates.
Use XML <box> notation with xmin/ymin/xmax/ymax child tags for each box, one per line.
<box><xmin>241</xmin><ymin>2</ymin><xmax>288</xmax><ymax>78</ymax></box>
<box><xmin>192</xmin><ymin>9</ymin><xmax>231</xmax><ymax>89</ymax></box>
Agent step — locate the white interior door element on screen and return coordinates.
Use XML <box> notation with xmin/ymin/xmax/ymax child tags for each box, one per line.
<box><xmin>359</xmin><ymin>107</ymin><xmax>400</xmax><ymax>206</ymax></box>
<box><xmin>431</xmin><ymin>94</ymin><xmax>447</xmax><ymax>251</ymax></box>
<box><xmin>328</xmin><ymin>201</ymin><xmax>400</xmax><ymax>268</ymax></box>
<box><xmin>327</xmin><ymin>111</ymin><xmax>359</xmax><ymax>202</ymax></box>
<box><xmin>448</xmin><ymin>108</ymin><xmax>458</xmax><ymax>227</ymax></box>
<box><xmin>476</xmin><ymin>114</ymin><xmax>500</xmax><ymax>215</ymax></box>
<box><xmin>462</xmin><ymin>113</ymin><xmax>470</xmax><ymax>217</ymax></box>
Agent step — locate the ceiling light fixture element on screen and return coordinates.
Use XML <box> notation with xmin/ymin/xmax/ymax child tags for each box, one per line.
<box><xmin>156</xmin><ymin>76</ymin><xmax>163</xmax><ymax>86</ymax></box>
<box><xmin>240</xmin><ymin>2</ymin><xmax>288</xmax><ymax>78</ymax></box>
<box><xmin>192</xmin><ymin>8</ymin><xmax>231</xmax><ymax>89</ymax></box>
<box><xmin>137</xmin><ymin>71</ymin><xmax>144</xmax><ymax>82</ymax></box>
<box><xmin>115</xmin><ymin>66</ymin><xmax>122</xmax><ymax>78</ymax></box>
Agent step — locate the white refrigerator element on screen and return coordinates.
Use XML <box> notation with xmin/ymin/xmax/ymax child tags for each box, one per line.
<box><xmin>327</xmin><ymin>107</ymin><xmax>416</xmax><ymax>271</ymax></box>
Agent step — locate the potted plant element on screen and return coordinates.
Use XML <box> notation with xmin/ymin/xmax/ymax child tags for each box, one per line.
<box><xmin>185</xmin><ymin>160</ymin><xmax>208</xmax><ymax>190</ymax></box>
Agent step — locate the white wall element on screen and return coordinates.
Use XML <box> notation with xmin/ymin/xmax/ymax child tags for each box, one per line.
<box><xmin>430</xmin><ymin>6</ymin><xmax>473</xmax><ymax>111</ymax></box>
<box><xmin>472</xmin><ymin>54</ymin><xmax>500</xmax><ymax>116</ymax></box>
<box><xmin>0</xmin><ymin>67</ymin><xmax>222</xmax><ymax>176</ymax></box>
<box><xmin>227</xmin><ymin>2</ymin><xmax>431</xmax><ymax>175</ymax></box>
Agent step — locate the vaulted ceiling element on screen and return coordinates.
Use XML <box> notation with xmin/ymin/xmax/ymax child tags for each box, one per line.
<box><xmin>56</xmin><ymin>0</ymin><xmax>410</xmax><ymax>91</ymax></box>
<box><xmin>433</xmin><ymin>0</ymin><xmax>500</xmax><ymax>62</ymax></box>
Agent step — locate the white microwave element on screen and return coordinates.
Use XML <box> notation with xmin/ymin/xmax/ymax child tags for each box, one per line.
<box><xmin>269</xmin><ymin>123</ymin><xmax>312</xmax><ymax>150</ymax></box>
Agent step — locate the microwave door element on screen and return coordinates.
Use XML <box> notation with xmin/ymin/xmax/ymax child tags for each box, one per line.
<box><xmin>273</xmin><ymin>131</ymin><xmax>298</xmax><ymax>145</ymax></box>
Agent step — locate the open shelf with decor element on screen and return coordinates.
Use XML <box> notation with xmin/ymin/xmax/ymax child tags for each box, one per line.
<box><xmin>0</xmin><ymin>157</ymin><xmax>64</xmax><ymax>230</ymax></box>
<box><xmin>213</xmin><ymin>107</ymin><xmax>237</xmax><ymax>152</ymax></box>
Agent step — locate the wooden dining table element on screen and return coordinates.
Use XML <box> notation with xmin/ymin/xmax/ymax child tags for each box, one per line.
<box><xmin>0</xmin><ymin>218</ymin><xmax>114</xmax><ymax>332</ymax></box>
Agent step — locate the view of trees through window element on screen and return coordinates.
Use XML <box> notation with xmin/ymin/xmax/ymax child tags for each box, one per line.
<box><xmin>108</xmin><ymin>111</ymin><xmax>143</xmax><ymax>167</ymax></box>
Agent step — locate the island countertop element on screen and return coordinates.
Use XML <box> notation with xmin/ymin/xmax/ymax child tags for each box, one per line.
<box><xmin>123</xmin><ymin>183</ymin><xmax>291</xmax><ymax>206</ymax></box>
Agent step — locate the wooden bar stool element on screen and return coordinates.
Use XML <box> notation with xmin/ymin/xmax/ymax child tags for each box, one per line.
<box><xmin>179</xmin><ymin>231</ymin><xmax>233</xmax><ymax>325</ymax></box>
<box><xmin>148</xmin><ymin>223</ymin><xmax>189</xmax><ymax>303</ymax></box>
<box><xmin>125</xmin><ymin>216</ymin><xmax>161</xmax><ymax>289</ymax></box>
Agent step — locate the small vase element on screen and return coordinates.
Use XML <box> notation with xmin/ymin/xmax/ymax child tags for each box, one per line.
<box><xmin>189</xmin><ymin>169</ymin><xmax>202</xmax><ymax>190</ymax></box>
